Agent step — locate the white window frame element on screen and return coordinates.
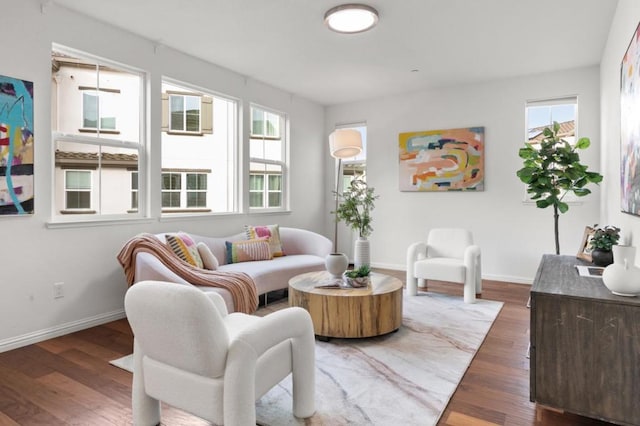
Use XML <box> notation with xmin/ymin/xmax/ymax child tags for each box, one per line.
<box><xmin>50</xmin><ymin>44</ymin><xmax>147</xmax><ymax>225</ymax></box>
<box><xmin>186</xmin><ymin>172</ymin><xmax>207</xmax><ymax>208</ymax></box>
<box><xmin>249</xmin><ymin>104</ymin><xmax>288</xmax><ymax>212</ymax></box>
<box><xmin>523</xmin><ymin>96</ymin><xmax>580</xmax><ymax>204</ymax></box>
<box><xmin>130</xmin><ymin>171</ymin><xmax>138</xmax><ymax>211</ymax></box>
<box><xmin>169</xmin><ymin>94</ymin><xmax>201</xmax><ymax>133</ymax></box>
<box><xmin>64</xmin><ymin>169</ymin><xmax>92</xmax><ymax>211</ymax></box>
<box><xmin>161</xmin><ymin>171</ymin><xmax>209</xmax><ymax>211</ymax></box>
<box><xmin>81</xmin><ymin>89</ymin><xmax>118</xmax><ymax>132</ymax></box>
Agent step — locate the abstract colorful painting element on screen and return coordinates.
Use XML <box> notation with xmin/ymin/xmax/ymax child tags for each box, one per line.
<box><xmin>621</xmin><ymin>22</ymin><xmax>640</xmax><ymax>216</ymax></box>
<box><xmin>398</xmin><ymin>127</ymin><xmax>484</xmax><ymax>192</ymax></box>
<box><xmin>0</xmin><ymin>75</ymin><xmax>33</xmax><ymax>215</ymax></box>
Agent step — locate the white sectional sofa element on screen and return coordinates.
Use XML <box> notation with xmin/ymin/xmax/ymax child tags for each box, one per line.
<box><xmin>134</xmin><ymin>227</ymin><xmax>332</xmax><ymax>312</ymax></box>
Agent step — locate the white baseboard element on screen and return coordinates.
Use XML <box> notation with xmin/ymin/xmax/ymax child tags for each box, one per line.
<box><xmin>371</xmin><ymin>262</ymin><xmax>533</xmax><ymax>285</ymax></box>
<box><xmin>0</xmin><ymin>309</ymin><xmax>126</xmax><ymax>353</ymax></box>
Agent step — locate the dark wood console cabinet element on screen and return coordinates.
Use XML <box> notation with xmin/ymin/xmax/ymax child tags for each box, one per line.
<box><xmin>530</xmin><ymin>254</ymin><xmax>640</xmax><ymax>425</ymax></box>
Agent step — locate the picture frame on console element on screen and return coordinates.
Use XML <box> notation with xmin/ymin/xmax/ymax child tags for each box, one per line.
<box><xmin>576</xmin><ymin>226</ymin><xmax>595</xmax><ymax>262</ymax></box>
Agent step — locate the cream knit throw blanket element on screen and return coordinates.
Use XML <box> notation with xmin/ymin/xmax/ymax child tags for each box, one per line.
<box><xmin>117</xmin><ymin>233</ymin><xmax>258</xmax><ymax>314</ymax></box>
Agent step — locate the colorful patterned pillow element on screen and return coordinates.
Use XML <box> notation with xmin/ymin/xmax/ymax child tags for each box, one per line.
<box><xmin>226</xmin><ymin>239</ymin><xmax>273</xmax><ymax>264</ymax></box>
<box><xmin>165</xmin><ymin>232</ymin><xmax>204</xmax><ymax>268</ymax></box>
<box><xmin>245</xmin><ymin>224</ymin><xmax>284</xmax><ymax>257</ymax></box>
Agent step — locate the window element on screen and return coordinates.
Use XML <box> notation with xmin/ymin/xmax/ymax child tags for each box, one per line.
<box><xmin>131</xmin><ymin>172</ymin><xmax>138</xmax><ymax>210</ymax></box>
<box><xmin>82</xmin><ymin>89</ymin><xmax>118</xmax><ymax>131</ymax></box>
<box><xmin>161</xmin><ymin>171</ymin><xmax>208</xmax><ymax>210</ymax></box>
<box><xmin>524</xmin><ymin>96</ymin><xmax>579</xmax><ymax>202</ymax></box>
<box><xmin>161</xmin><ymin>80</ymin><xmax>236</xmax><ymax>214</ymax></box>
<box><xmin>170</xmin><ymin>94</ymin><xmax>200</xmax><ymax>133</ymax></box>
<box><xmin>250</xmin><ymin>105</ymin><xmax>287</xmax><ymax>210</ymax></box>
<box><xmin>65</xmin><ymin>170</ymin><xmax>92</xmax><ymax>210</ymax></box>
<box><xmin>526</xmin><ymin>97</ymin><xmax>577</xmax><ymax>146</ymax></box>
<box><xmin>249</xmin><ymin>173</ymin><xmax>282</xmax><ymax>208</ymax></box>
<box><xmin>51</xmin><ymin>45</ymin><xmax>145</xmax><ymax>219</ymax></box>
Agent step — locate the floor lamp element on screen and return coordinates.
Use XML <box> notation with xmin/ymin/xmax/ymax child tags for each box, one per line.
<box><xmin>329</xmin><ymin>129</ymin><xmax>363</xmax><ymax>254</ymax></box>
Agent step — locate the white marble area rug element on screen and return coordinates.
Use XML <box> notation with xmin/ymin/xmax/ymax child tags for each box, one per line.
<box><xmin>111</xmin><ymin>292</ymin><xmax>503</xmax><ymax>426</ymax></box>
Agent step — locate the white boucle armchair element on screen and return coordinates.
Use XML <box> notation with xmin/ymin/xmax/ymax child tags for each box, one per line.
<box><xmin>124</xmin><ymin>280</ymin><xmax>316</xmax><ymax>426</ymax></box>
<box><xmin>406</xmin><ymin>228</ymin><xmax>482</xmax><ymax>304</ymax></box>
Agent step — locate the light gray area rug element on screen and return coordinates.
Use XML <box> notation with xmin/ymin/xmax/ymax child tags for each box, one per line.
<box><xmin>111</xmin><ymin>292</ymin><xmax>503</xmax><ymax>426</ymax></box>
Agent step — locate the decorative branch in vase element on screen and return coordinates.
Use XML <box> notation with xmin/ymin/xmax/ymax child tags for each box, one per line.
<box><xmin>333</xmin><ymin>176</ymin><xmax>379</xmax><ymax>269</ymax></box>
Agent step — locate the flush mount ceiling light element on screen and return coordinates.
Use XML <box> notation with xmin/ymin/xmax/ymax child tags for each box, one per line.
<box><xmin>324</xmin><ymin>4</ymin><xmax>379</xmax><ymax>34</ymax></box>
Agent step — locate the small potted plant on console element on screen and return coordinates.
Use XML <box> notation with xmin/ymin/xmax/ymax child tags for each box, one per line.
<box><xmin>589</xmin><ymin>225</ymin><xmax>620</xmax><ymax>267</ymax></box>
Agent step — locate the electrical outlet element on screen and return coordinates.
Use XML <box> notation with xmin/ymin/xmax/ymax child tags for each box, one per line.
<box><xmin>53</xmin><ymin>282</ymin><xmax>64</xmax><ymax>299</ymax></box>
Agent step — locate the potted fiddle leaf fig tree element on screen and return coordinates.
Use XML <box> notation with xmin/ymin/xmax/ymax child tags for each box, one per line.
<box><xmin>517</xmin><ymin>122</ymin><xmax>603</xmax><ymax>255</ymax></box>
<box><xmin>334</xmin><ymin>176</ymin><xmax>379</xmax><ymax>268</ymax></box>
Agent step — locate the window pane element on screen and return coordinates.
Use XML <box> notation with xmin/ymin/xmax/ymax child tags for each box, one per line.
<box><xmin>266</xmin><ymin>112</ymin><xmax>279</xmax><ymax>137</ymax></box>
<box><xmin>131</xmin><ymin>172</ymin><xmax>138</xmax><ymax>190</ymax></box>
<box><xmin>83</xmin><ymin>93</ymin><xmax>98</xmax><ymax>128</ymax></box>
<box><xmin>185</xmin><ymin>96</ymin><xmax>200</xmax><ymax>132</ymax></box>
<box><xmin>101</xmin><ymin>116</ymin><xmax>116</xmax><ymax>130</ymax></box>
<box><xmin>131</xmin><ymin>192</ymin><xmax>138</xmax><ymax>209</ymax></box>
<box><xmin>249</xmin><ymin>174</ymin><xmax>264</xmax><ymax>190</ymax></box>
<box><xmin>249</xmin><ymin>192</ymin><xmax>263</xmax><ymax>208</ymax></box>
<box><xmin>187</xmin><ymin>173</ymin><xmax>206</xmax><ymax>190</ymax></box>
<box><xmin>268</xmin><ymin>192</ymin><xmax>281</xmax><ymax>207</ymax></box>
<box><xmin>162</xmin><ymin>192</ymin><xmax>180</xmax><ymax>208</ymax></box>
<box><xmin>268</xmin><ymin>175</ymin><xmax>281</xmax><ymax>190</ymax></box>
<box><xmin>252</xmin><ymin>108</ymin><xmax>264</xmax><ymax>135</ymax></box>
<box><xmin>187</xmin><ymin>191</ymin><xmax>206</xmax><ymax>207</ymax></box>
<box><xmin>66</xmin><ymin>191</ymin><xmax>90</xmax><ymax>209</ymax></box>
<box><xmin>170</xmin><ymin>96</ymin><xmax>184</xmax><ymax>131</ymax></box>
<box><xmin>162</xmin><ymin>173</ymin><xmax>181</xmax><ymax>190</ymax></box>
<box><xmin>66</xmin><ymin>171</ymin><xmax>91</xmax><ymax>189</ymax></box>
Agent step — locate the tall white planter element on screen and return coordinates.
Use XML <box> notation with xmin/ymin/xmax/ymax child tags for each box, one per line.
<box><xmin>602</xmin><ymin>245</ymin><xmax>640</xmax><ymax>296</ymax></box>
<box><xmin>354</xmin><ymin>237</ymin><xmax>370</xmax><ymax>269</ymax></box>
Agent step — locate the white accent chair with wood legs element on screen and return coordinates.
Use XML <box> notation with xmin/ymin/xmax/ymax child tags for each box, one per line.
<box><xmin>406</xmin><ymin>228</ymin><xmax>482</xmax><ymax>303</ymax></box>
<box><xmin>124</xmin><ymin>280</ymin><xmax>316</xmax><ymax>426</ymax></box>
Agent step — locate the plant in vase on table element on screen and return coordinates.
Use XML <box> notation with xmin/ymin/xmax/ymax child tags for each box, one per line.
<box><xmin>589</xmin><ymin>225</ymin><xmax>620</xmax><ymax>267</ymax></box>
<box><xmin>334</xmin><ymin>176</ymin><xmax>379</xmax><ymax>269</ymax></box>
<box><xmin>343</xmin><ymin>264</ymin><xmax>371</xmax><ymax>288</ymax></box>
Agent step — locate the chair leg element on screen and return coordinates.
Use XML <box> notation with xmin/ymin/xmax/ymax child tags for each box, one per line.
<box><xmin>132</xmin><ymin>341</ymin><xmax>161</xmax><ymax>426</ymax></box>
<box><xmin>291</xmin><ymin>321</ymin><xmax>316</xmax><ymax>418</ymax></box>
<box><xmin>406</xmin><ymin>274</ymin><xmax>418</xmax><ymax>296</ymax></box>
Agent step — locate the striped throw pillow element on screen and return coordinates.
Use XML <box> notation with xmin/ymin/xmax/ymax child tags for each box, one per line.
<box><xmin>245</xmin><ymin>224</ymin><xmax>284</xmax><ymax>257</ymax></box>
<box><xmin>165</xmin><ymin>232</ymin><xmax>204</xmax><ymax>268</ymax></box>
<box><xmin>225</xmin><ymin>239</ymin><xmax>272</xmax><ymax>264</ymax></box>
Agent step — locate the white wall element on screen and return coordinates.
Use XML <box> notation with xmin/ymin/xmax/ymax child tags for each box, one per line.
<box><xmin>601</xmin><ymin>0</ymin><xmax>640</xmax><ymax>252</ymax></box>
<box><xmin>326</xmin><ymin>67</ymin><xmax>602</xmax><ymax>283</ymax></box>
<box><xmin>0</xmin><ymin>0</ymin><xmax>325</xmax><ymax>351</ymax></box>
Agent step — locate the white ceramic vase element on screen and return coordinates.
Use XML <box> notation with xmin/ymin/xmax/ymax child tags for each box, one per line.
<box><xmin>602</xmin><ymin>245</ymin><xmax>640</xmax><ymax>297</ymax></box>
<box><xmin>326</xmin><ymin>253</ymin><xmax>349</xmax><ymax>278</ymax></box>
<box><xmin>354</xmin><ymin>237</ymin><xmax>370</xmax><ymax>269</ymax></box>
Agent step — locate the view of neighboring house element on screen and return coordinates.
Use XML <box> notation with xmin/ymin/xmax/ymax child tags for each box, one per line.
<box><xmin>51</xmin><ymin>49</ymin><xmax>286</xmax><ymax>217</ymax></box>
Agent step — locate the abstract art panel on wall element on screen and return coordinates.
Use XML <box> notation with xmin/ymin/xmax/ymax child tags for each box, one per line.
<box><xmin>398</xmin><ymin>126</ymin><xmax>484</xmax><ymax>192</ymax></box>
<box><xmin>0</xmin><ymin>74</ymin><xmax>34</xmax><ymax>215</ymax></box>
<box><xmin>621</xmin><ymin>22</ymin><xmax>640</xmax><ymax>216</ymax></box>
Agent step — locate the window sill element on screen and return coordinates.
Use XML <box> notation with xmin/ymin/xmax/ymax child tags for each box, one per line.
<box><xmin>161</xmin><ymin>208</ymin><xmax>212</xmax><ymax>214</ymax></box>
<box><xmin>166</xmin><ymin>131</ymin><xmax>203</xmax><ymax>136</ymax></box>
<box><xmin>60</xmin><ymin>209</ymin><xmax>97</xmax><ymax>215</ymax></box>
<box><xmin>46</xmin><ymin>215</ymin><xmax>156</xmax><ymax>229</ymax></box>
<box><xmin>248</xmin><ymin>208</ymin><xmax>292</xmax><ymax>215</ymax></box>
<box><xmin>78</xmin><ymin>129</ymin><xmax>121</xmax><ymax>135</ymax></box>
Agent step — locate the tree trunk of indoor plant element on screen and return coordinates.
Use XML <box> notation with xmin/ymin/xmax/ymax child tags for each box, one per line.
<box><xmin>554</xmin><ymin>204</ymin><xmax>559</xmax><ymax>255</ymax></box>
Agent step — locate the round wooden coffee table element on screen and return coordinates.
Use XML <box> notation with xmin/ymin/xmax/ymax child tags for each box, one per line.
<box><xmin>289</xmin><ymin>271</ymin><xmax>403</xmax><ymax>339</ymax></box>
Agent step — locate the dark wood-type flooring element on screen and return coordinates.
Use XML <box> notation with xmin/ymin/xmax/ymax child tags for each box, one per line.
<box><xmin>0</xmin><ymin>270</ymin><xmax>612</xmax><ymax>425</ymax></box>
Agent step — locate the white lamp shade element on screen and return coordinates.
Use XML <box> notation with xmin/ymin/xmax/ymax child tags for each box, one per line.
<box><xmin>329</xmin><ymin>129</ymin><xmax>363</xmax><ymax>159</ymax></box>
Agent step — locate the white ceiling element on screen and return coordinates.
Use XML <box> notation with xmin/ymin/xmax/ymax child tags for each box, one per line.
<box><xmin>52</xmin><ymin>0</ymin><xmax>618</xmax><ymax>106</ymax></box>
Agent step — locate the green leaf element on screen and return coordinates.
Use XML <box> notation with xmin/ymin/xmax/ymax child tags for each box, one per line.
<box><xmin>553</xmin><ymin>121</ymin><xmax>560</xmax><ymax>133</ymax></box>
<box><xmin>536</xmin><ymin>199</ymin><xmax>550</xmax><ymax>208</ymax></box>
<box><xmin>573</xmin><ymin>188</ymin><xmax>591</xmax><ymax>196</ymax></box>
<box><xmin>575</xmin><ymin>137</ymin><xmax>590</xmax><ymax>149</ymax></box>
<box><xmin>558</xmin><ymin>201</ymin><xmax>569</xmax><ymax>214</ymax></box>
